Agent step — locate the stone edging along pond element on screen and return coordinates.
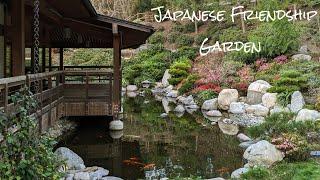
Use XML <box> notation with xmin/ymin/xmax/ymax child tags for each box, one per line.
<box><xmin>124</xmin><ymin>77</ymin><xmax>320</xmax><ymax>179</ymax></box>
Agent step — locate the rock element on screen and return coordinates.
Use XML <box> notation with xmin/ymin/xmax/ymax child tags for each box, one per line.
<box><xmin>207</xmin><ymin>178</ymin><xmax>225</xmax><ymax>180</ymax></box>
<box><xmin>206</xmin><ymin>110</ymin><xmax>222</xmax><ymax>117</ymax></box>
<box><xmin>218</xmin><ymin>89</ymin><xmax>239</xmax><ymax>110</ymax></box>
<box><xmin>163</xmin><ymin>85</ymin><xmax>174</xmax><ymax>94</ymax></box>
<box><xmin>201</xmin><ymin>98</ymin><xmax>218</xmax><ymax>111</ymax></box>
<box><xmin>229</xmin><ymin>102</ymin><xmax>247</xmax><ymax>114</ymax></box>
<box><xmin>186</xmin><ymin>104</ymin><xmax>199</xmax><ymax>109</ymax></box>
<box><xmin>162</xmin><ymin>98</ymin><xmax>171</xmax><ymax>114</ymax></box>
<box><xmin>103</xmin><ymin>176</ymin><xmax>123</xmax><ymax>180</ymax></box>
<box><xmin>247</xmin><ymin>80</ymin><xmax>271</xmax><ymax>105</ymax></box>
<box><xmin>243</xmin><ymin>140</ymin><xmax>284</xmax><ymax>167</ymax></box>
<box><xmin>237</xmin><ymin>133</ymin><xmax>251</xmax><ymax>142</ymax></box>
<box><xmin>292</xmin><ymin>54</ymin><xmax>312</xmax><ymax>61</ymax></box>
<box><xmin>141</xmin><ymin>80</ymin><xmax>152</xmax><ymax>88</ymax></box>
<box><xmin>89</xmin><ymin>167</ymin><xmax>109</xmax><ymax>179</ymax></box>
<box><xmin>299</xmin><ymin>45</ymin><xmax>309</xmax><ymax>54</ymax></box>
<box><xmin>239</xmin><ymin>140</ymin><xmax>257</xmax><ymax>149</ymax></box>
<box><xmin>162</xmin><ymin>69</ymin><xmax>171</xmax><ymax>87</ymax></box>
<box><xmin>262</xmin><ymin>93</ymin><xmax>277</xmax><ymax>109</ymax></box>
<box><xmin>160</xmin><ymin>113</ymin><xmax>168</xmax><ymax>118</ymax></box>
<box><xmin>109</xmin><ymin>120</ymin><xmax>123</xmax><ymax>130</ymax></box>
<box><xmin>74</xmin><ymin>172</ymin><xmax>90</xmax><ymax>180</ymax></box>
<box><xmin>229</xmin><ymin>114</ymin><xmax>265</xmax><ymax>127</ymax></box>
<box><xmin>296</xmin><ymin>109</ymin><xmax>320</xmax><ymax>121</ymax></box>
<box><xmin>231</xmin><ymin>168</ymin><xmax>249</xmax><ymax>179</ymax></box>
<box><xmin>203</xmin><ymin>112</ymin><xmax>223</xmax><ymax>122</ymax></box>
<box><xmin>218</xmin><ymin>121</ymin><xmax>239</xmax><ymax>135</ymax></box>
<box><xmin>109</xmin><ymin>130</ymin><xmax>123</xmax><ymax>139</ymax></box>
<box><xmin>65</xmin><ymin>174</ymin><xmax>74</xmax><ymax>180</ymax></box>
<box><xmin>182</xmin><ymin>95</ymin><xmax>196</xmax><ymax>105</ymax></box>
<box><xmin>167</xmin><ymin>90</ymin><xmax>179</xmax><ymax>98</ymax></box>
<box><xmin>54</xmin><ymin>147</ymin><xmax>85</xmax><ymax>170</ymax></box>
<box><xmin>121</xmin><ymin>87</ymin><xmax>126</xmax><ymax>92</ymax></box>
<box><xmin>290</xmin><ymin>91</ymin><xmax>305</xmax><ymax>113</ymax></box>
<box><xmin>126</xmin><ymin>92</ymin><xmax>137</xmax><ymax>98</ymax></box>
<box><xmin>174</xmin><ymin>105</ymin><xmax>185</xmax><ymax>113</ymax></box>
<box><xmin>246</xmin><ymin>104</ymin><xmax>269</xmax><ymax>117</ymax></box>
<box><xmin>270</xmin><ymin>105</ymin><xmax>290</xmax><ymax>115</ymax></box>
<box><xmin>126</xmin><ymin>85</ymin><xmax>138</xmax><ymax>92</ymax></box>
<box><xmin>185</xmin><ymin>107</ymin><xmax>198</xmax><ymax>114</ymax></box>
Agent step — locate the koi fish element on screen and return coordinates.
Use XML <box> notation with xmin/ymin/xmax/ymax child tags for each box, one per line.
<box><xmin>142</xmin><ymin>163</ymin><xmax>156</xmax><ymax>170</ymax></box>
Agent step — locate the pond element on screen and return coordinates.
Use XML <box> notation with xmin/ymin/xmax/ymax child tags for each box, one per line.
<box><xmin>58</xmin><ymin>96</ymin><xmax>244</xmax><ymax>179</ymax></box>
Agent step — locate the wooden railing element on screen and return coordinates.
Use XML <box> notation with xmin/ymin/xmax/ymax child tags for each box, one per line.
<box><xmin>0</xmin><ymin>69</ymin><xmax>113</xmax><ymax>117</ymax></box>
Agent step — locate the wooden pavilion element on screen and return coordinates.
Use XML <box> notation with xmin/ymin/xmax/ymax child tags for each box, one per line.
<box><xmin>0</xmin><ymin>0</ymin><xmax>154</xmax><ymax>131</ymax></box>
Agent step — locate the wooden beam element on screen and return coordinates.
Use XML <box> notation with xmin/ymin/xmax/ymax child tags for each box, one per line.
<box><xmin>11</xmin><ymin>0</ymin><xmax>25</xmax><ymax>76</ymax></box>
<box><xmin>112</xmin><ymin>24</ymin><xmax>121</xmax><ymax>119</ymax></box>
<box><xmin>42</xmin><ymin>48</ymin><xmax>46</xmax><ymax>72</ymax></box>
<box><xmin>59</xmin><ymin>48</ymin><xmax>63</xmax><ymax>71</ymax></box>
<box><xmin>48</xmin><ymin>48</ymin><xmax>52</xmax><ymax>72</ymax></box>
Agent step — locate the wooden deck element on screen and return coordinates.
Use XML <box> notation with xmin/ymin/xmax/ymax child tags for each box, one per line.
<box><xmin>0</xmin><ymin>68</ymin><xmax>114</xmax><ymax>132</ymax></box>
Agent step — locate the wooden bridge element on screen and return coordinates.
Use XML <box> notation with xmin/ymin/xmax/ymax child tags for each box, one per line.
<box><xmin>0</xmin><ymin>0</ymin><xmax>154</xmax><ymax>132</ymax></box>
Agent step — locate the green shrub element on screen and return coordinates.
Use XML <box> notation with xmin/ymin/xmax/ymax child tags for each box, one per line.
<box><xmin>167</xmin><ymin>32</ymin><xmax>181</xmax><ymax>43</ymax></box>
<box><xmin>219</xmin><ymin>27</ymin><xmax>247</xmax><ymax>42</ymax></box>
<box><xmin>178</xmin><ymin>75</ymin><xmax>199</xmax><ymax>94</ymax></box>
<box><xmin>171</xmin><ymin>46</ymin><xmax>198</xmax><ymax>60</ymax></box>
<box><xmin>316</xmin><ymin>96</ymin><xmax>320</xmax><ymax>111</ymax></box>
<box><xmin>148</xmin><ymin>32</ymin><xmax>165</xmax><ymax>44</ymax></box>
<box><xmin>183</xmin><ymin>22</ymin><xmax>196</xmax><ymax>33</ymax></box>
<box><xmin>195</xmin><ymin>34</ymin><xmax>207</xmax><ymax>45</ymax></box>
<box><xmin>0</xmin><ymin>88</ymin><xmax>63</xmax><ymax>179</ymax></box>
<box><xmin>65</xmin><ymin>49</ymin><xmax>112</xmax><ymax>66</ymax></box>
<box><xmin>194</xmin><ymin>90</ymin><xmax>218</xmax><ymax>105</ymax></box>
<box><xmin>176</xmin><ymin>35</ymin><xmax>194</xmax><ymax>48</ymax></box>
<box><xmin>168</xmin><ymin>57</ymin><xmax>192</xmax><ymax>86</ymax></box>
<box><xmin>241</xmin><ymin>167</ymin><xmax>270</xmax><ymax>180</ymax></box>
<box><xmin>268</xmin><ymin>70</ymin><xmax>308</xmax><ymax>106</ymax></box>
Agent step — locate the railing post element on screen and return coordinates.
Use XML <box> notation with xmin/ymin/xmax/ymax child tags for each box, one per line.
<box><xmin>4</xmin><ymin>83</ymin><xmax>8</xmax><ymax>114</ymax></box>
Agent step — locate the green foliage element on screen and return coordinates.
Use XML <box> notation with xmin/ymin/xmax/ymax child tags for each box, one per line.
<box><xmin>65</xmin><ymin>49</ymin><xmax>112</xmax><ymax>66</ymax></box>
<box><xmin>123</xmin><ymin>44</ymin><xmax>171</xmax><ymax>85</ymax></box>
<box><xmin>194</xmin><ymin>90</ymin><xmax>218</xmax><ymax>105</ymax></box>
<box><xmin>268</xmin><ymin>70</ymin><xmax>308</xmax><ymax>106</ymax></box>
<box><xmin>241</xmin><ymin>160</ymin><xmax>320</xmax><ymax>180</ymax></box>
<box><xmin>219</xmin><ymin>27</ymin><xmax>247</xmax><ymax>42</ymax></box>
<box><xmin>179</xmin><ymin>75</ymin><xmax>199</xmax><ymax>94</ymax></box>
<box><xmin>246</xmin><ymin>112</ymin><xmax>320</xmax><ymax>139</ymax></box>
<box><xmin>241</xmin><ymin>167</ymin><xmax>270</xmax><ymax>180</ymax></box>
<box><xmin>0</xmin><ymin>88</ymin><xmax>63</xmax><ymax>179</ymax></box>
<box><xmin>148</xmin><ymin>32</ymin><xmax>165</xmax><ymax>44</ymax></box>
<box><xmin>171</xmin><ymin>46</ymin><xmax>198</xmax><ymax>60</ymax></box>
<box><xmin>176</xmin><ymin>35</ymin><xmax>194</xmax><ymax>48</ymax></box>
<box><xmin>168</xmin><ymin>32</ymin><xmax>181</xmax><ymax>43</ymax></box>
<box><xmin>316</xmin><ymin>96</ymin><xmax>320</xmax><ymax>111</ymax></box>
<box><xmin>195</xmin><ymin>34</ymin><xmax>207</xmax><ymax>45</ymax></box>
<box><xmin>168</xmin><ymin>57</ymin><xmax>192</xmax><ymax>86</ymax></box>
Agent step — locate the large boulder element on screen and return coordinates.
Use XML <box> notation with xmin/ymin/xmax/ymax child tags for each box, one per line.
<box><xmin>162</xmin><ymin>69</ymin><xmax>171</xmax><ymax>87</ymax></box>
<box><xmin>201</xmin><ymin>98</ymin><xmax>218</xmax><ymax>111</ymax></box>
<box><xmin>54</xmin><ymin>147</ymin><xmax>85</xmax><ymax>170</ymax></box>
<box><xmin>290</xmin><ymin>91</ymin><xmax>305</xmax><ymax>113</ymax></box>
<box><xmin>109</xmin><ymin>120</ymin><xmax>123</xmax><ymax>130</ymax></box>
<box><xmin>218</xmin><ymin>89</ymin><xmax>239</xmax><ymax>110</ymax></box>
<box><xmin>295</xmin><ymin>109</ymin><xmax>320</xmax><ymax>121</ymax></box>
<box><xmin>229</xmin><ymin>102</ymin><xmax>247</xmax><ymax>114</ymax></box>
<box><xmin>243</xmin><ymin>140</ymin><xmax>284</xmax><ymax>167</ymax></box>
<box><xmin>182</xmin><ymin>95</ymin><xmax>196</xmax><ymax>106</ymax></box>
<box><xmin>206</xmin><ymin>110</ymin><xmax>222</xmax><ymax>117</ymax></box>
<box><xmin>231</xmin><ymin>168</ymin><xmax>249</xmax><ymax>179</ymax></box>
<box><xmin>237</xmin><ymin>133</ymin><xmax>251</xmax><ymax>142</ymax></box>
<box><xmin>74</xmin><ymin>172</ymin><xmax>90</xmax><ymax>180</ymax></box>
<box><xmin>174</xmin><ymin>105</ymin><xmax>185</xmax><ymax>113</ymax></box>
<box><xmin>218</xmin><ymin>120</ymin><xmax>239</xmax><ymax>135</ymax></box>
<box><xmin>126</xmin><ymin>85</ymin><xmax>138</xmax><ymax>92</ymax></box>
<box><xmin>292</xmin><ymin>54</ymin><xmax>312</xmax><ymax>61</ymax></box>
<box><xmin>262</xmin><ymin>93</ymin><xmax>277</xmax><ymax>109</ymax></box>
<box><xmin>87</xmin><ymin>167</ymin><xmax>109</xmax><ymax>180</ymax></box>
<box><xmin>246</xmin><ymin>104</ymin><xmax>269</xmax><ymax>117</ymax></box>
<box><xmin>247</xmin><ymin>80</ymin><xmax>271</xmax><ymax>105</ymax></box>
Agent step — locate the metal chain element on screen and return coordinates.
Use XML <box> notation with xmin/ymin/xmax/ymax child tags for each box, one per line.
<box><xmin>33</xmin><ymin>0</ymin><xmax>40</xmax><ymax>94</ymax></box>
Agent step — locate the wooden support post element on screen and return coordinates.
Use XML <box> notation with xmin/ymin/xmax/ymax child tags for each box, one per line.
<box><xmin>112</xmin><ymin>24</ymin><xmax>121</xmax><ymax>119</ymax></box>
<box><xmin>59</xmin><ymin>48</ymin><xmax>64</xmax><ymax>71</ymax></box>
<box><xmin>11</xmin><ymin>0</ymin><xmax>25</xmax><ymax>76</ymax></box>
<box><xmin>4</xmin><ymin>83</ymin><xmax>8</xmax><ymax>113</ymax></box>
<box><xmin>31</xmin><ymin>48</ymin><xmax>35</xmax><ymax>74</ymax></box>
<box><xmin>42</xmin><ymin>48</ymin><xmax>46</xmax><ymax>72</ymax></box>
<box><xmin>48</xmin><ymin>48</ymin><xmax>52</xmax><ymax>72</ymax></box>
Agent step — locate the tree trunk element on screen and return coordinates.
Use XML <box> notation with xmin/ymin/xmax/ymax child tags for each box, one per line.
<box><xmin>195</xmin><ymin>21</ymin><xmax>198</xmax><ymax>34</ymax></box>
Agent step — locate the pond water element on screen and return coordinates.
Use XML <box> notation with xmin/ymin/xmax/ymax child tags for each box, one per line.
<box><xmin>58</xmin><ymin>96</ymin><xmax>244</xmax><ymax>179</ymax></box>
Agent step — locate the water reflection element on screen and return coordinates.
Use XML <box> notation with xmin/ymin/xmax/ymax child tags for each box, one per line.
<box><xmin>58</xmin><ymin>97</ymin><xmax>244</xmax><ymax>179</ymax></box>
